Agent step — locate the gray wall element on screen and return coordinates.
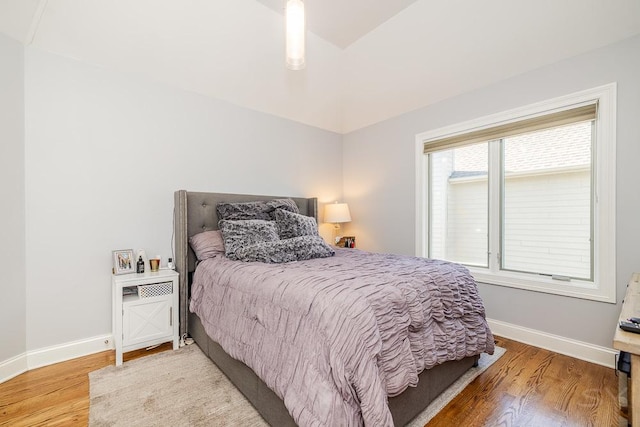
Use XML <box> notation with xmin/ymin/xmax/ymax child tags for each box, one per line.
<box><xmin>0</xmin><ymin>33</ymin><xmax>26</xmax><ymax>362</ymax></box>
<box><xmin>22</xmin><ymin>47</ymin><xmax>343</xmax><ymax>351</ymax></box>
<box><xmin>343</xmin><ymin>34</ymin><xmax>640</xmax><ymax>348</ymax></box>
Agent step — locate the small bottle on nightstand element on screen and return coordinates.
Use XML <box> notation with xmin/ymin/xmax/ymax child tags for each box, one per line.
<box><xmin>167</xmin><ymin>258</ymin><xmax>174</xmax><ymax>270</ymax></box>
<box><xmin>136</xmin><ymin>256</ymin><xmax>145</xmax><ymax>273</ymax></box>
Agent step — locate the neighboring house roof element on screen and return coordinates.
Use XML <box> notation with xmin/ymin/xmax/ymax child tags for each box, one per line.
<box><xmin>449</xmin><ymin>170</ymin><xmax>487</xmax><ymax>179</ymax></box>
<box><xmin>453</xmin><ymin>121</ymin><xmax>592</xmax><ymax>174</ymax></box>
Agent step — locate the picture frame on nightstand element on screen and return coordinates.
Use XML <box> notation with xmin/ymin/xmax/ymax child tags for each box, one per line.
<box><xmin>112</xmin><ymin>249</ymin><xmax>135</xmax><ymax>275</ymax></box>
<box><xmin>336</xmin><ymin>236</ymin><xmax>356</xmax><ymax>248</ymax></box>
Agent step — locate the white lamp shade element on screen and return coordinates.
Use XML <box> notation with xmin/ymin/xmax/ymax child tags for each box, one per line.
<box><xmin>286</xmin><ymin>0</ymin><xmax>305</xmax><ymax>70</ymax></box>
<box><xmin>324</xmin><ymin>203</ymin><xmax>351</xmax><ymax>224</ymax></box>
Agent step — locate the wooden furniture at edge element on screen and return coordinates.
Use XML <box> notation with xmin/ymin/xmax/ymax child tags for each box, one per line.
<box><xmin>614</xmin><ymin>272</ymin><xmax>640</xmax><ymax>427</ymax></box>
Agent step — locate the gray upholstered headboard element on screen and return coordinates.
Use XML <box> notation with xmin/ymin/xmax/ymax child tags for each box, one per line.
<box><xmin>173</xmin><ymin>190</ymin><xmax>318</xmax><ymax>335</ymax></box>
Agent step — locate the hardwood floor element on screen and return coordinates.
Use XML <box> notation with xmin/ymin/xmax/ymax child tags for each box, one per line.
<box><xmin>0</xmin><ymin>343</ymin><xmax>172</xmax><ymax>427</ymax></box>
<box><xmin>428</xmin><ymin>336</ymin><xmax>621</xmax><ymax>427</ymax></box>
<box><xmin>0</xmin><ymin>337</ymin><xmax>621</xmax><ymax>426</ymax></box>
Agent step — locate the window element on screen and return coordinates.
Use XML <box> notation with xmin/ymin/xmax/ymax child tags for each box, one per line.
<box><xmin>415</xmin><ymin>84</ymin><xmax>616</xmax><ymax>302</ymax></box>
<box><xmin>429</xmin><ymin>142</ymin><xmax>489</xmax><ymax>267</ymax></box>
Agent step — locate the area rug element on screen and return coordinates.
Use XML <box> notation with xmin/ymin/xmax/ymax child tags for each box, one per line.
<box><xmin>89</xmin><ymin>344</ymin><xmax>505</xmax><ymax>426</ymax></box>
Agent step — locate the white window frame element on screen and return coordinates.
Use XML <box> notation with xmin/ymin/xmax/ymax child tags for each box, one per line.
<box><xmin>415</xmin><ymin>83</ymin><xmax>616</xmax><ymax>303</ymax></box>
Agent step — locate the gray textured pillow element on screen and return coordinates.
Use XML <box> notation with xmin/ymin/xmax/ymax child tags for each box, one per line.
<box><xmin>219</xmin><ymin>219</ymin><xmax>280</xmax><ymax>260</ymax></box>
<box><xmin>216</xmin><ymin>201</ymin><xmax>272</xmax><ymax>221</ymax></box>
<box><xmin>275</xmin><ymin>208</ymin><xmax>318</xmax><ymax>239</ymax></box>
<box><xmin>234</xmin><ymin>235</ymin><xmax>335</xmax><ymax>263</ymax></box>
<box><xmin>266</xmin><ymin>198</ymin><xmax>300</xmax><ymax>216</ymax></box>
<box><xmin>189</xmin><ymin>230</ymin><xmax>225</xmax><ymax>260</ymax></box>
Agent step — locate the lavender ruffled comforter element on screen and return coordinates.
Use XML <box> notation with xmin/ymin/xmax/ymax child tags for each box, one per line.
<box><xmin>189</xmin><ymin>248</ymin><xmax>494</xmax><ymax>427</ymax></box>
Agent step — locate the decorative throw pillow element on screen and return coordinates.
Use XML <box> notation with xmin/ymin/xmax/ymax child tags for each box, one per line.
<box><xmin>274</xmin><ymin>208</ymin><xmax>318</xmax><ymax>239</ymax></box>
<box><xmin>219</xmin><ymin>219</ymin><xmax>280</xmax><ymax>260</ymax></box>
<box><xmin>189</xmin><ymin>230</ymin><xmax>225</xmax><ymax>260</ymax></box>
<box><xmin>234</xmin><ymin>240</ymin><xmax>298</xmax><ymax>263</ymax></box>
<box><xmin>289</xmin><ymin>235</ymin><xmax>335</xmax><ymax>261</ymax></box>
<box><xmin>266</xmin><ymin>198</ymin><xmax>300</xmax><ymax>216</ymax></box>
<box><xmin>216</xmin><ymin>201</ymin><xmax>272</xmax><ymax>221</ymax></box>
<box><xmin>234</xmin><ymin>235</ymin><xmax>335</xmax><ymax>263</ymax></box>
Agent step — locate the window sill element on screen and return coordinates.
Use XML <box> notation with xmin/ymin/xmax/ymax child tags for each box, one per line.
<box><xmin>468</xmin><ymin>267</ymin><xmax>616</xmax><ymax>303</ymax></box>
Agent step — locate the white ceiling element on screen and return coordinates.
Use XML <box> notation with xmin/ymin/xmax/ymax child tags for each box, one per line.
<box><xmin>254</xmin><ymin>0</ymin><xmax>420</xmax><ymax>48</ymax></box>
<box><xmin>1</xmin><ymin>0</ymin><xmax>639</xmax><ymax>133</ymax></box>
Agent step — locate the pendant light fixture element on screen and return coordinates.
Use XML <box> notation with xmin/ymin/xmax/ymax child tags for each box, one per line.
<box><xmin>286</xmin><ymin>0</ymin><xmax>305</xmax><ymax>70</ymax></box>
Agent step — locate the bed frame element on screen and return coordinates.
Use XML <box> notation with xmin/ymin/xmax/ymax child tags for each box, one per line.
<box><xmin>174</xmin><ymin>190</ymin><xmax>477</xmax><ymax>426</ymax></box>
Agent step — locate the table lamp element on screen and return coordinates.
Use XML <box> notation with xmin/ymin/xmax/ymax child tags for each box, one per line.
<box><xmin>324</xmin><ymin>202</ymin><xmax>351</xmax><ymax>244</ymax></box>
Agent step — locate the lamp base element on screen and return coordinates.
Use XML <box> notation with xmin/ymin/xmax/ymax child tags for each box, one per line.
<box><xmin>333</xmin><ymin>223</ymin><xmax>341</xmax><ymax>244</ymax></box>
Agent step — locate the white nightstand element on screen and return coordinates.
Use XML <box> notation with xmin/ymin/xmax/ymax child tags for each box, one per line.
<box><xmin>112</xmin><ymin>269</ymin><xmax>179</xmax><ymax>366</ymax></box>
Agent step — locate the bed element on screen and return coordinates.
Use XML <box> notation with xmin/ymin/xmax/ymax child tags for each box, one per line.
<box><xmin>174</xmin><ymin>190</ymin><xmax>494</xmax><ymax>426</ymax></box>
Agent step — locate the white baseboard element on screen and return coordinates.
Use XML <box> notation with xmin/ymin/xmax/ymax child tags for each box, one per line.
<box><xmin>0</xmin><ymin>334</ymin><xmax>115</xmax><ymax>384</ymax></box>
<box><xmin>488</xmin><ymin>318</ymin><xmax>617</xmax><ymax>369</ymax></box>
<box><xmin>26</xmin><ymin>334</ymin><xmax>114</xmax><ymax>370</ymax></box>
<box><xmin>0</xmin><ymin>352</ymin><xmax>28</xmax><ymax>384</ymax></box>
